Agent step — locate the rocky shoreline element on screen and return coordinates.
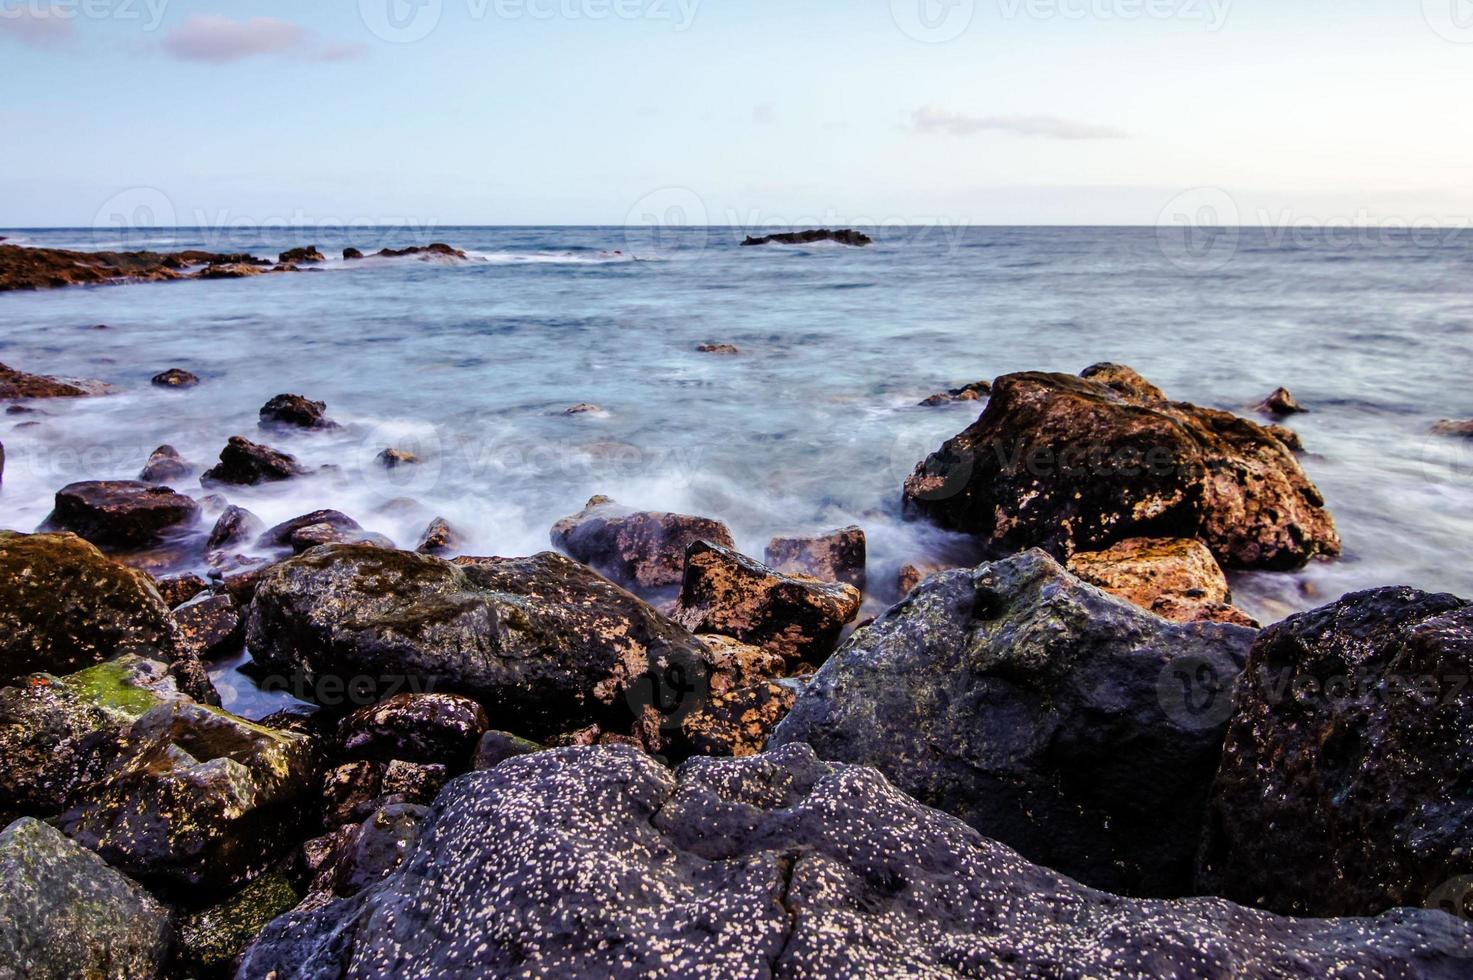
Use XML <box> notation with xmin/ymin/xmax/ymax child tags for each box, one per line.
<box><xmin>2</xmin><ymin>356</ymin><xmax>1472</xmax><ymax>977</ymax></box>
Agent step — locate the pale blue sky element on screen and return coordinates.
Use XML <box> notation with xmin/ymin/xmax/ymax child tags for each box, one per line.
<box><xmin>4</xmin><ymin>0</ymin><xmax>1471</xmax><ymax>226</ymax></box>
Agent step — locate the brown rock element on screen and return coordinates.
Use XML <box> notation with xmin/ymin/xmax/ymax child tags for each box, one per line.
<box><xmin>42</xmin><ymin>480</ymin><xmax>200</xmax><ymax>549</ymax></box>
<box><xmin>696</xmin><ymin>343</ymin><xmax>740</xmax><ymax>355</ymax></box>
<box><xmin>1255</xmin><ymin>386</ymin><xmax>1306</xmax><ymax>416</ymax></box>
<box><xmin>415</xmin><ymin>517</ymin><xmax>460</xmax><ymax>556</ymax></box>
<box><xmin>0</xmin><ymin>243</ymin><xmax>266</xmax><ymax>292</ymax></box>
<box><xmin>551</xmin><ymin>496</ymin><xmax>736</xmax><ymax>590</ymax></box>
<box><xmin>902</xmin><ymin>365</ymin><xmax>1340</xmax><ymax>571</ymax></box>
<box><xmin>150</xmin><ymin>368</ymin><xmax>198</xmax><ymax>389</ymax></box>
<box><xmin>678</xmin><ymin>680</ymin><xmax>796</xmax><ymax>757</ymax></box>
<box><xmin>279</xmin><ymin>246</ymin><xmax>325</xmax><ymax>264</ymax></box>
<box><xmin>1067</xmin><ymin>537</ymin><xmax>1259</xmax><ymax>627</ymax></box>
<box><xmin>170</xmin><ymin>593</ymin><xmax>244</xmax><ymax>659</ymax></box>
<box><xmin>764</xmin><ymin>526</ymin><xmax>866</xmax><ymax>589</ymax></box>
<box><xmin>1265</xmin><ymin>423</ymin><xmax>1304</xmax><ymax>452</ymax></box>
<box><xmin>919</xmin><ymin>380</ymin><xmax>991</xmax><ymax>407</ymax></box>
<box><xmin>138</xmin><ymin>444</ymin><xmax>192</xmax><ymax>484</ymax></box>
<box><xmin>377</xmin><ymin>448</ymin><xmax>418</xmax><ymax>468</ymax></box>
<box><xmin>201</xmin><ymin>436</ymin><xmax>304</xmax><ymax>486</ymax></box>
<box><xmin>0</xmin><ymin>361</ymin><xmax>112</xmax><ymax>399</ymax></box>
<box><xmin>674</xmin><ymin>540</ymin><xmax>862</xmax><ymax>665</ymax></box>
<box><xmin>195</xmin><ymin>263</ymin><xmax>269</xmax><ymax>280</ymax></box>
<box><xmin>207</xmin><ymin>505</ymin><xmax>265</xmax><ymax>551</ymax></box>
<box><xmin>374</xmin><ymin>243</ymin><xmax>467</xmax><ymax>259</ymax></box>
<box><xmin>259</xmin><ymin>393</ymin><xmax>337</xmax><ymax>431</ymax></box>
<box><xmin>154</xmin><ymin>573</ymin><xmax>210</xmax><ymax>609</ymax></box>
<box><xmin>1431</xmin><ymin>419</ymin><xmax>1473</xmax><ymax>437</ymax></box>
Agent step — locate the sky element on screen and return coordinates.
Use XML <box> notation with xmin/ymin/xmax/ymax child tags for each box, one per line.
<box><xmin>4</xmin><ymin>0</ymin><xmax>1473</xmax><ymax>227</ymax></box>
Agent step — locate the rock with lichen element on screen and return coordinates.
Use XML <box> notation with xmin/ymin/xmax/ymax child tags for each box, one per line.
<box><xmin>174</xmin><ymin>870</ymin><xmax>299</xmax><ymax>978</ymax></box>
<box><xmin>336</xmin><ymin>693</ymin><xmax>489</xmax><ymax>768</ymax></box>
<box><xmin>764</xmin><ymin>525</ymin><xmax>866</xmax><ymax>589</ymax></box>
<box><xmin>0</xmin><ymin>817</ymin><xmax>172</xmax><ymax>980</ymax></box>
<box><xmin>771</xmin><ymin>549</ymin><xmax>1257</xmax><ymax>898</ymax></box>
<box><xmin>237</xmin><ymin>743</ymin><xmax>1473</xmax><ymax>979</ymax></box>
<box><xmin>1066</xmin><ymin>536</ymin><xmax>1259</xmax><ymax>627</ymax></box>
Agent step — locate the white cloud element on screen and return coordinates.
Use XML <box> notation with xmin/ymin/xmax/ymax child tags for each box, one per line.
<box><xmin>161</xmin><ymin>15</ymin><xmax>365</xmax><ymax>64</ymax></box>
<box><xmin>913</xmin><ymin>105</ymin><xmax>1127</xmax><ymax>141</ymax></box>
<box><xmin>0</xmin><ymin>6</ymin><xmax>76</xmax><ymax>48</ymax></box>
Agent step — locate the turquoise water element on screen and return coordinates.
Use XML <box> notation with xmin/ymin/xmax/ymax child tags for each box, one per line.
<box><xmin>2</xmin><ymin>226</ymin><xmax>1471</xmax><ymax>631</ymax></box>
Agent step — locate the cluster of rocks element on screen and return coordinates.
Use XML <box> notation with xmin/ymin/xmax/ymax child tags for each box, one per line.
<box><xmin>3</xmin><ymin>359</ymin><xmax>1473</xmax><ymax>975</ymax></box>
<box><xmin>740</xmin><ymin>228</ymin><xmax>874</xmax><ymax>247</ymax></box>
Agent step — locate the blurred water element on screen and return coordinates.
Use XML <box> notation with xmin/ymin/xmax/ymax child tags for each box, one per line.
<box><xmin>2</xmin><ymin>225</ymin><xmax>1471</xmax><ymax>632</ymax></box>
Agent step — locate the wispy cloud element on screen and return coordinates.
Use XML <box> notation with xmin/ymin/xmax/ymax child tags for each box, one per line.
<box><xmin>752</xmin><ymin>102</ymin><xmax>776</xmax><ymax>126</ymax></box>
<box><xmin>0</xmin><ymin>7</ymin><xmax>77</xmax><ymax>48</ymax></box>
<box><xmin>161</xmin><ymin>15</ymin><xmax>366</xmax><ymax>64</ymax></box>
<box><xmin>913</xmin><ymin>106</ymin><xmax>1128</xmax><ymax>141</ymax></box>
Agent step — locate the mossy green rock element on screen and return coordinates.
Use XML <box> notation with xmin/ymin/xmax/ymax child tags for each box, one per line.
<box><xmin>0</xmin><ymin>817</ymin><xmax>171</xmax><ymax>980</ymax></box>
<box><xmin>175</xmin><ymin>871</ymin><xmax>299</xmax><ymax>977</ymax></box>
<box><xmin>0</xmin><ymin>531</ymin><xmax>214</xmax><ymax>701</ymax></box>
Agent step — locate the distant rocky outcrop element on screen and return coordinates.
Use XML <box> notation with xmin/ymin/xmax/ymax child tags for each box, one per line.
<box><xmin>0</xmin><ymin>361</ymin><xmax>113</xmax><ymax>398</ymax></box>
<box><xmin>0</xmin><ymin>243</ymin><xmax>269</xmax><ymax>291</ymax></box>
<box><xmin>279</xmin><ymin>246</ymin><xmax>326</xmax><ymax>264</ymax></box>
<box><xmin>374</xmin><ymin>243</ymin><xmax>467</xmax><ymax>259</ymax></box>
<box><xmin>741</xmin><ymin>229</ymin><xmax>874</xmax><ymax>247</ymax></box>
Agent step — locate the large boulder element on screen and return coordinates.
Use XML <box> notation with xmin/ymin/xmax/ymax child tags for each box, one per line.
<box><xmin>1066</xmin><ymin>536</ymin><xmax>1258</xmax><ymax>627</ymax></box>
<box><xmin>201</xmin><ymin>435</ymin><xmax>305</xmax><ymax>487</ymax></box>
<box><xmin>0</xmin><ymin>531</ymin><xmax>213</xmax><ymax>699</ymax></box>
<box><xmin>770</xmin><ymin>550</ymin><xmax>1257</xmax><ymax>897</ymax></box>
<box><xmin>246</xmin><ymin>546</ymin><xmax>720</xmax><ymax>746</ymax></box>
<box><xmin>238</xmin><ymin>744</ymin><xmax>1473</xmax><ymax>978</ymax></box>
<box><xmin>336</xmin><ymin>693</ymin><xmax>489</xmax><ymax>768</ymax></box>
<box><xmin>674</xmin><ymin>540</ymin><xmax>862</xmax><ymax>666</ymax></box>
<box><xmin>41</xmin><ymin>479</ymin><xmax>200</xmax><ymax>549</ymax></box>
<box><xmin>0</xmin><ymin>817</ymin><xmax>172</xmax><ymax>980</ymax></box>
<box><xmin>902</xmin><ymin>366</ymin><xmax>1340</xmax><ymax>571</ymax></box>
<box><xmin>1197</xmin><ymin>587</ymin><xmax>1473</xmax><ymax>917</ymax></box>
<box><xmin>550</xmin><ymin>495</ymin><xmax>736</xmax><ymax>590</ymax></box>
<box><xmin>764</xmin><ymin>525</ymin><xmax>867</xmax><ymax>589</ymax></box>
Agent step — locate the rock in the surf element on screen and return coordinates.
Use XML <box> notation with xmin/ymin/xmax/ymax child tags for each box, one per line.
<box><xmin>740</xmin><ymin>228</ymin><xmax>873</xmax><ymax>246</ymax></box>
<box><xmin>764</xmin><ymin>525</ymin><xmax>867</xmax><ymax>589</ymax></box>
<box><xmin>1255</xmin><ymin>386</ymin><xmax>1306</xmax><ymax>416</ymax></box>
<box><xmin>138</xmin><ymin>444</ymin><xmax>193</xmax><ymax>483</ymax></box>
<box><xmin>551</xmin><ymin>495</ymin><xmax>736</xmax><ymax>590</ymax></box>
<box><xmin>278</xmin><ymin>246</ymin><xmax>326</xmax><ymax>264</ymax></box>
<box><xmin>415</xmin><ymin>516</ymin><xmax>461</xmax><ymax>556</ymax></box>
<box><xmin>770</xmin><ymin>549</ymin><xmax>1257</xmax><ymax>897</ymax></box>
<box><xmin>902</xmin><ymin>365</ymin><xmax>1340</xmax><ymax>570</ymax></box>
<box><xmin>201</xmin><ymin>435</ymin><xmax>305</xmax><ymax>486</ymax></box>
<box><xmin>207</xmin><ymin>504</ymin><xmax>266</xmax><ymax>551</ymax></box>
<box><xmin>0</xmin><ymin>360</ymin><xmax>112</xmax><ymax>399</ymax></box>
<box><xmin>1198</xmin><ymin>586</ymin><xmax>1473</xmax><ymax>917</ymax></box>
<box><xmin>259</xmin><ymin>393</ymin><xmax>338</xmax><ymax>431</ymax></box>
<box><xmin>237</xmin><ymin>743</ymin><xmax>1473</xmax><ymax>979</ymax></box>
<box><xmin>151</xmin><ymin>367</ymin><xmax>199</xmax><ymax>388</ymax></box>
<box><xmin>41</xmin><ymin>480</ymin><xmax>200</xmax><ymax>549</ymax></box>
<box><xmin>1432</xmin><ymin>419</ymin><xmax>1473</xmax><ymax>437</ymax></box>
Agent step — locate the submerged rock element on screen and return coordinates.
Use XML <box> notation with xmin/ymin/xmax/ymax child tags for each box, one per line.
<box><xmin>0</xmin><ymin>360</ymin><xmax>112</xmax><ymax>398</ymax></box>
<box><xmin>0</xmin><ymin>531</ymin><xmax>212</xmax><ymax>698</ymax></box>
<box><xmin>1066</xmin><ymin>536</ymin><xmax>1259</xmax><ymax>627</ymax></box>
<box><xmin>741</xmin><ymin>228</ymin><xmax>874</xmax><ymax>247</ymax></box>
<box><xmin>0</xmin><ymin>817</ymin><xmax>171</xmax><ymax>980</ymax></box>
<box><xmin>1431</xmin><ymin>419</ymin><xmax>1473</xmax><ymax>437</ymax></box>
<box><xmin>770</xmin><ymin>550</ymin><xmax>1257</xmax><ymax>897</ymax></box>
<box><xmin>151</xmin><ymin>367</ymin><xmax>199</xmax><ymax>388</ymax></box>
<box><xmin>201</xmin><ymin>436</ymin><xmax>305</xmax><ymax>486</ymax></box>
<box><xmin>139</xmin><ymin>443</ymin><xmax>193</xmax><ymax>483</ymax></box>
<box><xmin>246</xmin><ymin>546</ymin><xmax>719</xmax><ymax>745</ymax></box>
<box><xmin>551</xmin><ymin>495</ymin><xmax>736</xmax><ymax>590</ymax></box>
<box><xmin>415</xmin><ymin>516</ymin><xmax>461</xmax><ymax>556</ymax></box>
<box><xmin>1198</xmin><ymin>586</ymin><xmax>1473</xmax><ymax>917</ymax></box>
<box><xmin>902</xmin><ymin>366</ymin><xmax>1340</xmax><ymax>571</ymax></box>
<box><xmin>259</xmin><ymin>393</ymin><xmax>338</xmax><ymax>431</ymax></box>
<box><xmin>42</xmin><ymin>479</ymin><xmax>200</xmax><ymax>549</ymax></box>
<box><xmin>674</xmin><ymin>540</ymin><xmax>862</xmax><ymax>665</ymax></box>
<box><xmin>764</xmin><ymin>525</ymin><xmax>867</xmax><ymax>589</ymax></box>
<box><xmin>696</xmin><ymin>342</ymin><xmax>740</xmax><ymax>354</ymax></box>
<box><xmin>920</xmin><ymin>380</ymin><xmax>992</xmax><ymax>406</ymax></box>
<box><xmin>237</xmin><ymin>743</ymin><xmax>1473</xmax><ymax>979</ymax></box>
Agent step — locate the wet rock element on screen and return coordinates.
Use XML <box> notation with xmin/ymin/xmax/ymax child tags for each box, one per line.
<box><xmin>259</xmin><ymin>393</ymin><xmax>338</xmax><ymax>431</ymax></box>
<box><xmin>139</xmin><ymin>443</ymin><xmax>193</xmax><ymax>483</ymax></box>
<box><xmin>919</xmin><ymin>380</ymin><xmax>992</xmax><ymax>406</ymax></box>
<box><xmin>0</xmin><ymin>532</ymin><xmax>212</xmax><ymax>698</ymax></box>
<box><xmin>1066</xmin><ymin>536</ymin><xmax>1259</xmax><ymax>627</ymax></box>
<box><xmin>1431</xmin><ymin>419</ymin><xmax>1473</xmax><ymax>437</ymax></box>
<box><xmin>471</xmin><ymin>730</ymin><xmax>542</xmax><ymax>770</ymax></box>
<box><xmin>197</xmin><ymin>262</ymin><xmax>270</xmax><ymax>279</ymax></box>
<box><xmin>1265</xmin><ymin>422</ymin><xmax>1304</xmax><ymax>452</ymax></box>
<box><xmin>52</xmin><ymin>664</ymin><xmax>318</xmax><ymax>899</ymax></box>
<box><xmin>551</xmin><ymin>495</ymin><xmax>737</xmax><ymax>590</ymax></box>
<box><xmin>696</xmin><ymin>342</ymin><xmax>740</xmax><ymax>354</ymax></box>
<box><xmin>374</xmin><ymin>243</ymin><xmax>467</xmax><ymax>259</ymax></box>
<box><xmin>201</xmin><ymin>435</ymin><xmax>305</xmax><ymax>486</ymax></box>
<box><xmin>415</xmin><ymin>516</ymin><xmax>461</xmax><ymax>556</ymax></box>
<box><xmin>896</xmin><ymin>561</ymin><xmax>954</xmax><ymax>596</ymax></box>
<box><xmin>279</xmin><ymin>246</ymin><xmax>326</xmax><ymax>264</ymax></box>
<box><xmin>256</xmin><ymin>509</ymin><xmax>364</xmax><ymax>553</ymax></box>
<box><xmin>151</xmin><ymin>367</ymin><xmax>199</xmax><ymax>388</ymax></box>
<box><xmin>741</xmin><ymin>228</ymin><xmax>873</xmax><ymax>246</ymax></box>
<box><xmin>172</xmin><ymin>592</ymin><xmax>244</xmax><ymax>659</ymax></box>
<box><xmin>0</xmin><ymin>360</ymin><xmax>112</xmax><ymax>398</ymax></box>
<box><xmin>675</xmin><ymin>540</ymin><xmax>862</xmax><ymax>666</ymax></box>
<box><xmin>0</xmin><ymin>243</ymin><xmax>267</xmax><ymax>291</ymax></box>
<box><xmin>902</xmin><ymin>366</ymin><xmax>1341</xmax><ymax>571</ymax></box>
<box><xmin>336</xmin><ymin>693</ymin><xmax>489</xmax><ymax>768</ymax></box>
<box><xmin>376</xmin><ymin>447</ymin><xmax>418</xmax><ymax>468</ymax></box>
<box><xmin>175</xmin><ymin>870</ymin><xmax>298</xmax><ymax>979</ymax></box>
<box><xmin>307</xmin><ymin>804</ymin><xmax>427</xmax><ymax>899</ymax></box>
<box><xmin>156</xmin><ymin>572</ymin><xmax>210</xmax><ymax>608</ymax></box>
<box><xmin>342</xmin><ymin>247</ymin><xmax>364</xmax><ymax>260</ymax></box>
<box><xmin>321</xmin><ymin>762</ymin><xmax>391</xmax><ymax>829</ymax></box>
<box><xmin>0</xmin><ymin>817</ymin><xmax>171</xmax><ymax>980</ymax></box>
<box><xmin>208</xmin><ymin>504</ymin><xmax>265</xmax><ymax>551</ymax></box>
<box><xmin>1198</xmin><ymin>587</ymin><xmax>1473</xmax><ymax>917</ymax></box>
<box><xmin>1256</xmin><ymin>386</ymin><xmax>1306</xmax><ymax>416</ymax></box>
<box><xmin>770</xmin><ymin>550</ymin><xmax>1257</xmax><ymax>897</ymax></box>
<box><xmin>563</xmin><ymin>402</ymin><xmax>603</xmax><ymax>415</ymax></box>
<box><xmin>764</xmin><ymin>525</ymin><xmax>866</xmax><ymax>589</ymax></box>
<box><xmin>678</xmin><ymin>680</ymin><xmax>796</xmax><ymax>757</ymax></box>
<box><xmin>42</xmin><ymin>479</ymin><xmax>200</xmax><ymax>548</ymax></box>
<box><xmin>246</xmin><ymin>546</ymin><xmax>718</xmax><ymax>745</ymax></box>
<box><xmin>238</xmin><ymin>743</ymin><xmax>1473</xmax><ymax>979</ymax></box>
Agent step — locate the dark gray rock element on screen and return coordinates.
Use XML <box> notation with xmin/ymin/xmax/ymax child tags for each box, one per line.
<box><xmin>201</xmin><ymin>436</ymin><xmax>304</xmax><ymax>487</ymax></box>
<box><xmin>171</xmin><ymin>592</ymin><xmax>244</xmax><ymax>659</ymax></box>
<box><xmin>256</xmin><ymin>509</ymin><xmax>365</xmax><ymax>554</ymax></box>
<box><xmin>336</xmin><ymin>693</ymin><xmax>489</xmax><ymax>768</ymax></box>
<box><xmin>550</xmin><ymin>495</ymin><xmax>736</xmax><ymax>590</ymax></box>
<box><xmin>208</xmin><ymin>504</ymin><xmax>265</xmax><ymax>551</ymax></box>
<box><xmin>770</xmin><ymin>549</ymin><xmax>1257</xmax><ymax>897</ymax></box>
<box><xmin>42</xmin><ymin>479</ymin><xmax>200</xmax><ymax>549</ymax></box>
<box><xmin>238</xmin><ymin>744</ymin><xmax>1473</xmax><ymax>978</ymax></box>
<box><xmin>139</xmin><ymin>444</ymin><xmax>193</xmax><ymax>483</ymax></box>
<box><xmin>0</xmin><ymin>817</ymin><xmax>171</xmax><ymax>980</ymax></box>
<box><xmin>1198</xmin><ymin>587</ymin><xmax>1473</xmax><ymax>917</ymax></box>
<box><xmin>259</xmin><ymin>393</ymin><xmax>337</xmax><ymax>431</ymax></box>
<box><xmin>470</xmin><ymin>730</ymin><xmax>542</xmax><ymax>770</ymax></box>
<box><xmin>151</xmin><ymin>367</ymin><xmax>199</xmax><ymax>388</ymax></box>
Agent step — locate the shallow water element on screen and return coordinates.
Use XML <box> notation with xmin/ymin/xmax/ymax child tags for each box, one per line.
<box><xmin>2</xmin><ymin>225</ymin><xmax>1471</xmax><ymax>654</ymax></box>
